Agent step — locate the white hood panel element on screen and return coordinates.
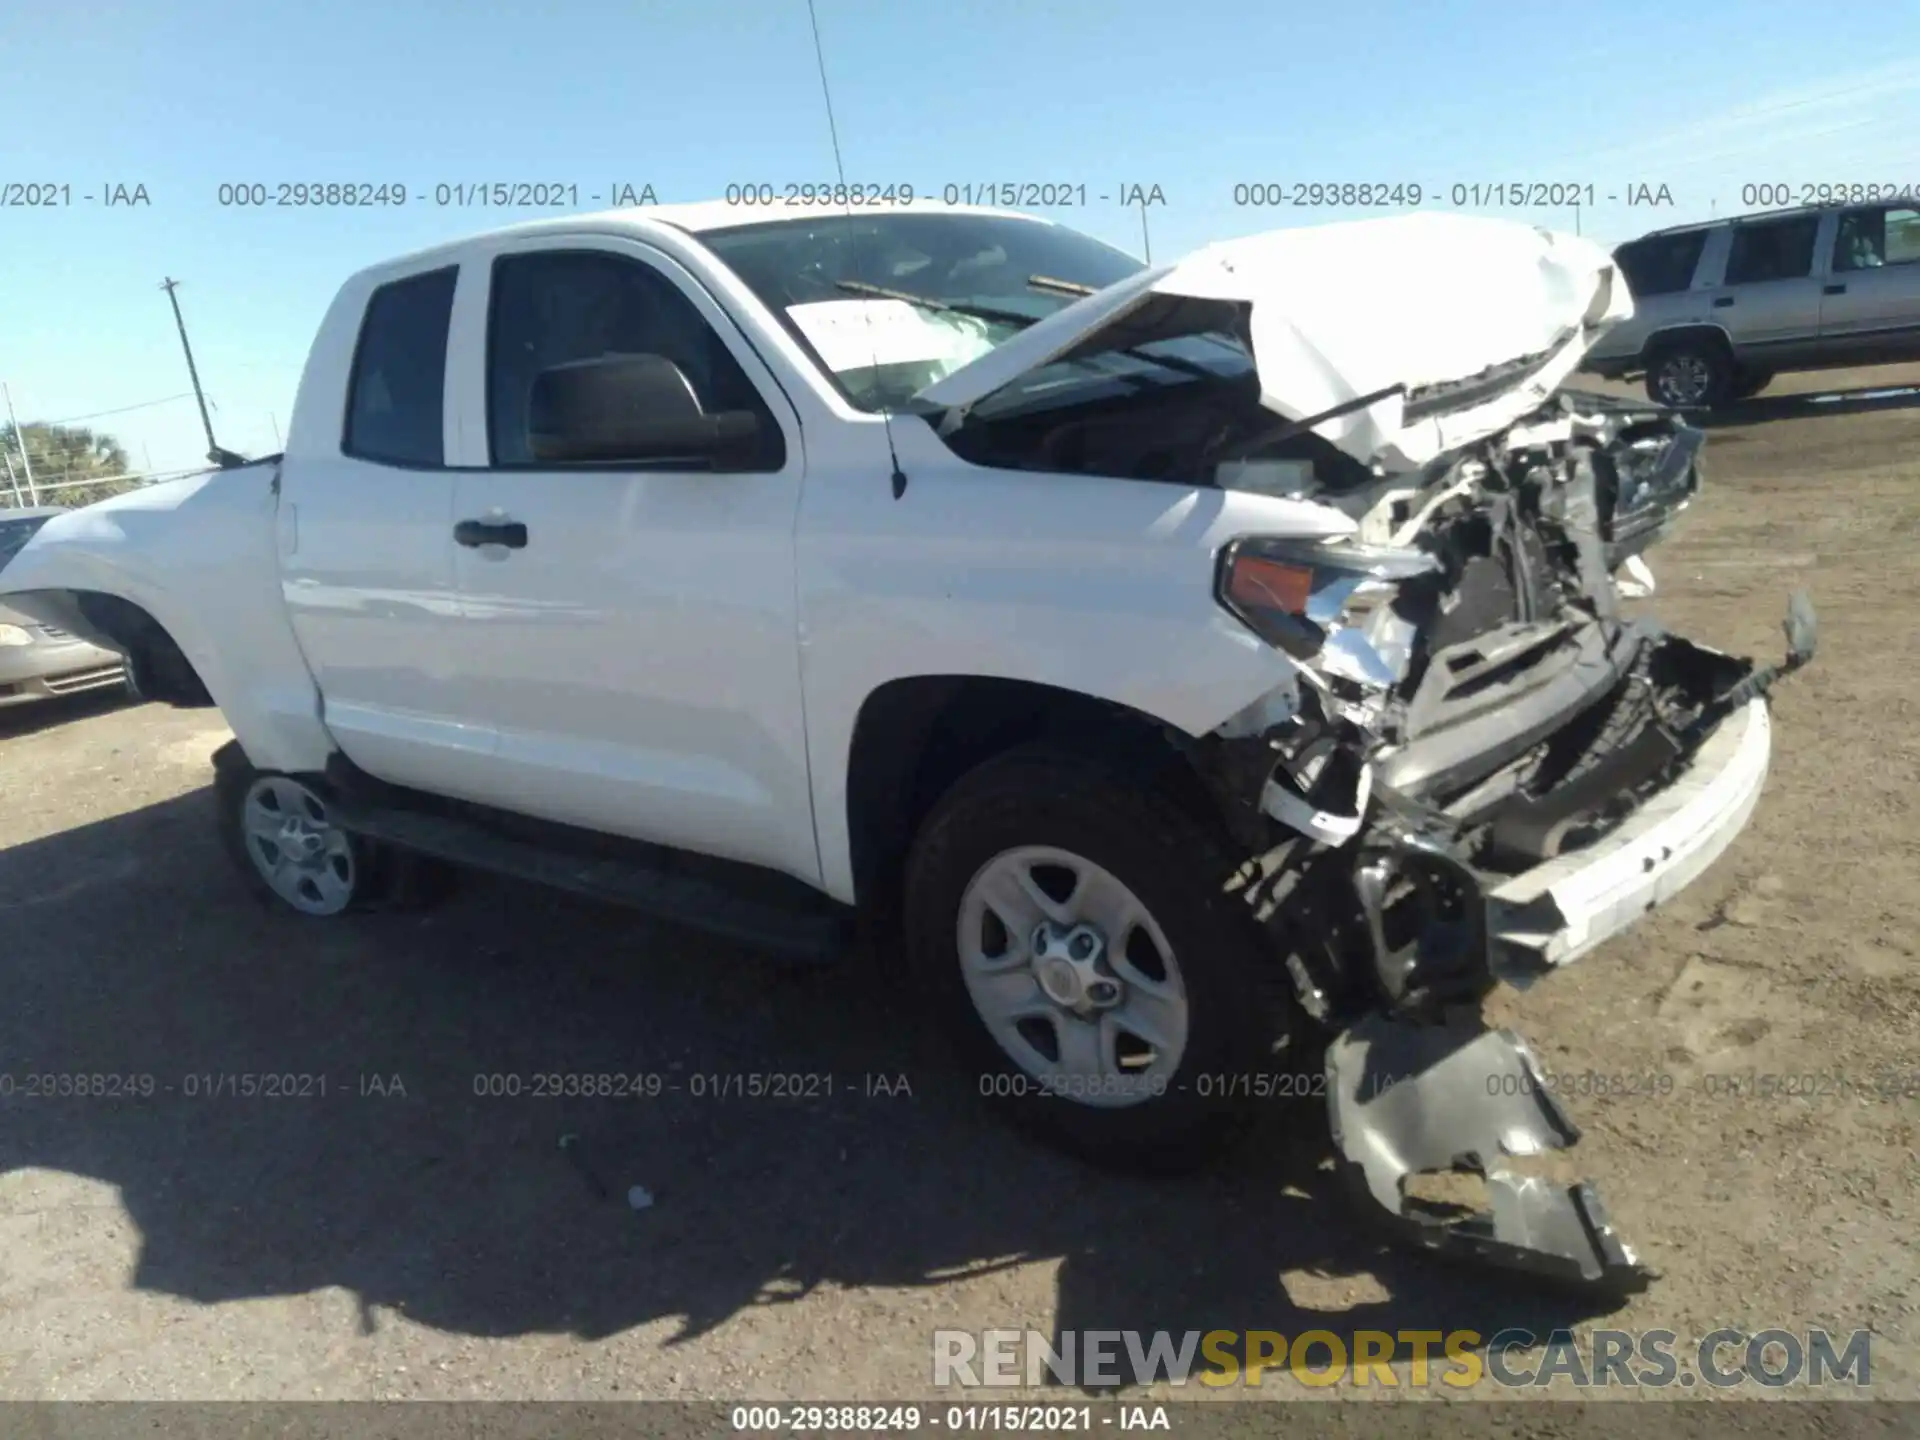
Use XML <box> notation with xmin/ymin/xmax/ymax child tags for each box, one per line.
<box><xmin>914</xmin><ymin>212</ymin><xmax>1633</xmax><ymax>472</ymax></box>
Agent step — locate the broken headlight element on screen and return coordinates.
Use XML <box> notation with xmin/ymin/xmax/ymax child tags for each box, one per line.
<box><xmin>1215</xmin><ymin>536</ymin><xmax>1437</xmax><ymax>689</ymax></box>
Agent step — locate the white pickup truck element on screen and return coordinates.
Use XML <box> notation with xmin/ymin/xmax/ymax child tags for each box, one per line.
<box><xmin>1</xmin><ymin>201</ymin><xmax>1814</xmax><ymax>1291</ymax></box>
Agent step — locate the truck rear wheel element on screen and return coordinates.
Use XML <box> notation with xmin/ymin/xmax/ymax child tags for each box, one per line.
<box><xmin>902</xmin><ymin>746</ymin><xmax>1303</xmax><ymax>1173</ymax></box>
<box><xmin>213</xmin><ymin>743</ymin><xmax>445</xmax><ymax>915</ymax></box>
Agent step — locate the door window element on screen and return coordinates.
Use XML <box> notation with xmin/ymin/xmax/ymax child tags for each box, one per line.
<box><xmin>486</xmin><ymin>250</ymin><xmax>782</xmax><ymax>469</ymax></box>
<box><xmin>343</xmin><ymin>266</ymin><xmax>458</xmax><ymax>466</ymax></box>
<box><xmin>1723</xmin><ymin>215</ymin><xmax>1820</xmax><ymax>285</ymax></box>
<box><xmin>1833</xmin><ymin>206</ymin><xmax>1920</xmax><ymax>271</ymax></box>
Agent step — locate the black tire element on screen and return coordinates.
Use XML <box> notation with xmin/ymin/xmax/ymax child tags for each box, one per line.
<box><xmin>1643</xmin><ymin>341</ymin><xmax>1732</xmax><ymax>409</ymax></box>
<box><xmin>212</xmin><ymin>742</ymin><xmax>445</xmax><ymax>915</ymax></box>
<box><xmin>1729</xmin><ymin>367</ymin><xmax>1774</xmax><ymax>402</ymax></box>
<box><xmin>902</xmin><ymin>745</ymin><xmax>1304</xmax><ymax>1174</ymax></box>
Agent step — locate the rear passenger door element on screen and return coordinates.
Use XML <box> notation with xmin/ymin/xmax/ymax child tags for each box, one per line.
<box><xmin>1710</xmin><ymin>212</ymin><xmax>1828</xmax><ymax>365</ymax></box>
<box><xmin>1818</xmin><ymin>203</ymin><xmax>1920</xmax><ymax>364</ymax></box>
<box><xmin>277</xmin><ymin>262</ymin><xmax>493</xmax><ymax>795</ymax></box>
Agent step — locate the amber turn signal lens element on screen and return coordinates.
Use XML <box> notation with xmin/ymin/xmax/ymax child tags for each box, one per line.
<box><xmin>1225</xmin><ymin>554</ymin><xmax>1315</xmax><ymax>615</ymax></box>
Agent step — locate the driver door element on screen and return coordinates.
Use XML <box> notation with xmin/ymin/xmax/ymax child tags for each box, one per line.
<box><xmin>438</xmin><ymin>236</ymin><xmax>820</xmax><ymax>886</ymax></box>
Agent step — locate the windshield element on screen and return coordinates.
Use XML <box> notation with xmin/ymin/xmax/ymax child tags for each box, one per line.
<box><xmin>0</xmin><ymin>515</ymin><xmax>52</xmax><ymax>571</ymax></box>
<box><xmin>700</xmin><ymin>212</ymin><xmax>1148</xmax><ymax>412</ymax></box>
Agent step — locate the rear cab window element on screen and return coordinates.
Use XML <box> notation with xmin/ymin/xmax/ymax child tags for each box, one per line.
<box><xmin>343</xmin><ymin>266</ymin><xmax>459</xmax><ymax>466</ymax></box>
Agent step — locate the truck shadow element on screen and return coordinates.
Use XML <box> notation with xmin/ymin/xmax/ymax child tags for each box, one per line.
<box><xmin>1693</xmin><ymin>380</ymin><xmax>1920</xmax><ymax>429</ymax></box>
<box><xmin>0</xmin><ymin>788</ymin><xmax>1617</xmax><ymax>1385</ymax></box>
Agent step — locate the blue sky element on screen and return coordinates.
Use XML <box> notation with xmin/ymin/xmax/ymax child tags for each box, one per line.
<box><xmin>2</xmin><ymin>0</ymin><xmax>1917</xmax><ymax>480</ymax></box>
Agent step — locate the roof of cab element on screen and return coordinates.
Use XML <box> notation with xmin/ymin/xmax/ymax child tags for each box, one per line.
<box><xmin>354</xmin><ymin>198</ymin><xmax>1055</xmax><ymax>279</ymax></box>
<box><xmin>640</xmin><ymin>197</ymin><xmax>1047</xmax><ymax>233</ymax></box>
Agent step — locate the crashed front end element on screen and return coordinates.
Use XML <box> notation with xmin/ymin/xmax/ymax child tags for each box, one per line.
<box><xmin>907</xmin><ymin>211</ymin><xmax>1815</xmax><ymax>1289</ymax></box>
<box><xmin>1202</xmin><ymin>391</ymin><xmax>1815</xmax><ymax>1294</ymax></box>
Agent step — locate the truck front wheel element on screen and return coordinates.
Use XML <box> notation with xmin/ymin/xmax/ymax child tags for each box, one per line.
<box><xmin>902</xmin><ymin>746</ymin><xmax>1302</xmax><ymax>1173</ymax></box>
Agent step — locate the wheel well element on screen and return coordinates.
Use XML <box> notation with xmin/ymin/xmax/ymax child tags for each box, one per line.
<box><xmin>1641</xmin><ymin>325</ymin><xmax>1733</xmax><ymax>366</ymax></box>
<box><xmin>843</xmin><ymin>676</ymin><xmax>1227</xmax><ymax>915</ymax></box>
<box><xmin>70</xmin><ymin>592</ymin><xmax>213</xmax><ymax>707</ymax></box>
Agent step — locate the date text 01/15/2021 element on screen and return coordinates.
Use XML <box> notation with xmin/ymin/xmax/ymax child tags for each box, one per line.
<box><xmin>0</xmin><ymin>1073</ymin><xmax>407</xmax><ymax>1099</ymax></box>
<box><xmin>211</xmin><ymin>182</ymin><xmax>662</xmax><ymax>209</ymax></box>
<box><xmin>975</xmin><ymin>1070</ymin><xmax>1390</xmax><ymax>1103</ymax></box>
<box><xmin>1487</xmin><ymin>1066</ymin><xmax>1920</xmax><ymax>1103</ymax></box>
<box><xmin>468</xmin><ymin>1071</ymin><xmax>916</xmax><ymax>1100</ymax></box>
<box><xmin>721</xmin><ymin>182</ymin><xmax>1169</xmax><ymax>209</ymax></box>
<box><xmin>730</xmin><ymin>1404</ymin><xmax>1171</xmax><ymax>1432</ymax></box>
<box><xmin>1228</xmin><ymin>181</ymin><xmax>1678</xmax><ymax>208</ymax></box>
<box><xmin>1</xmin><ymin>182</ymin><xmax>150</xmax><ymax>206</ymax></box>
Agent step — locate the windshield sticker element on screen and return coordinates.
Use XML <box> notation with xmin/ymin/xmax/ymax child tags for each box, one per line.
<box><xmin>787</xmin><ymin>299</ymin><xmax>995</xmax><ymax>375</ymax></box>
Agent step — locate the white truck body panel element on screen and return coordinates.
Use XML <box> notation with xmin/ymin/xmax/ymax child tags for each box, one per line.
<box><xmin>0</xmin><ymin>469</ymin><xmax>335</xmax><ymax>774</ymax></box>
<box><xmin>276</xmin><ymin>263</ymin><xmax>477</xmax><ymax>795</ymax></box>
<box><xmin>795</xmin><ymin>415</ymin><xmax>1348</xmax><ymax>900</ymax></box>
<box><xmin>434</xmin><ymin>229</ymin><xmax>820</xmax><ymax>884</ymax></box>
<box><xmin>0</xmin><ymin>205</ymin><xmax>1656</xmax><ymax>904</ymax></box>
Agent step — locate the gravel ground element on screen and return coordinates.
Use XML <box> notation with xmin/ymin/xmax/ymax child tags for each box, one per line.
<box><xmin>1</xmin><ymin>364</ymin><xmax>1916</xmax><ymax>1404</ymax></box>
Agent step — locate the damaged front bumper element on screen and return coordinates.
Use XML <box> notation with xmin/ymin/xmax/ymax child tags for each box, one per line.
<box><xmin>1269</xmin><ymin>595</ymin><xmax>1816</xmax><ymax>1292</ymax></box>
<box><xmin>1487</xmin><ymin>695</ymin><xmax>1768</xmax><ymax>981</ymax></box>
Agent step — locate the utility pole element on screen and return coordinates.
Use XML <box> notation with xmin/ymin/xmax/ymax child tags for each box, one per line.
<box><xmin>2</xmin><ymin>382</ymin><xmax>37</xmax><ymax>505</ymax></box>
<box><xmin>3</xmin><ymin>447</ymin><xmax>23</xmax><ymax>506</ymax></box>
<box><xmin>1138</xmin><ymin>196</ymin><xmax>1153</xmax><ymax>263</ymax></box>
<box><xmin>160</xmin><ymin>277</ymin><xmax>224</xmax><ymax>465</ymax></box>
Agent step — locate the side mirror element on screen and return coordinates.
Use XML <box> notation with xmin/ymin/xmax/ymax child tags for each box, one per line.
<box><xmin>526</xmin><ymin>353</ymin><xmax>768</xmax><ymax>468</ymax></box>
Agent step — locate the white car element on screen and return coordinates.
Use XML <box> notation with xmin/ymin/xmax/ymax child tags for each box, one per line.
<box><xmin>0</xmin><ymin>201</ymin><xmax>1815</xmax><ymax>1291</ymax></box>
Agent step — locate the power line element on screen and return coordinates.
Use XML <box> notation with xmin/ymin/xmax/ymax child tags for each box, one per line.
<box><xmin>40</xmin><ymin>393</ymin><xmax>197</xmax><ymax>426</ymax></box>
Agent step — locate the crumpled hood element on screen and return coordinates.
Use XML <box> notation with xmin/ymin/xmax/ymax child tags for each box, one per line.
<box><xmin>912</xmin><ymin>212</ymin><xmax>1633</xmax><ymax>472</ymax></box>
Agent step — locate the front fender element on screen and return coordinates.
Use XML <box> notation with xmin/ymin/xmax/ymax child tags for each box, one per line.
<box><xmin>1</xmin><ymin>468</ymin><xmax>336</xmax><ymax>772</ymax></box>
<box><xmin>798</xmin><ymin>423</ymin><xmax>1351</xmax><ymax>903</ymax></box>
